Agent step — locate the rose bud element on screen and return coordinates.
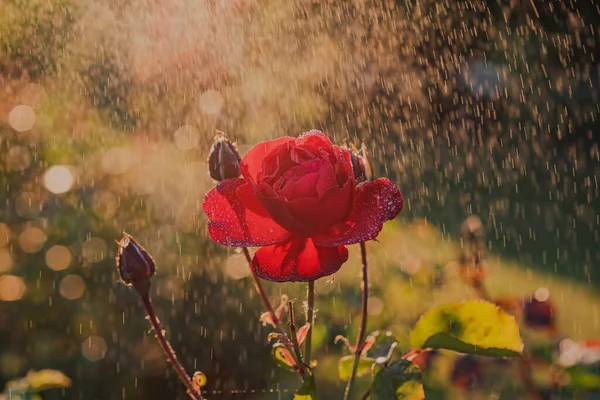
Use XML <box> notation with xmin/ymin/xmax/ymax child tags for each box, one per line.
<box><xmin>345</xmin><ymin>143</ymin><xmax>373</xmax><ymax>183</ymax></box>
<box><xmin>208</xmin><ymin>131</ymin><xmax>241</xmax><ymax>181</ymax></box>
<box><xmin>116</xmin><ymin>233</ymin><xmax>156</xmax><ymax>296</ymax></box>
<box><xmin>461</xmin><ymin>215</ymin><xmax>484</xmax><ymax>242</ymax></box>
<box><xmin>522</xmin><ymin>295</ymin><xmax>556</xmax><ymax>332</ymax></box>
<box><xmin>451</xmin><ymin>355</ymin><xmax>483</xmax><ymax>390</ymax></box>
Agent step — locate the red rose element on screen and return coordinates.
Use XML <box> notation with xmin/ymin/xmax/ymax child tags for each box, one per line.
<box><xmin>203</xmin><ymin>130</ymin><xmax>403</xmax><ymax>282</ymax></box>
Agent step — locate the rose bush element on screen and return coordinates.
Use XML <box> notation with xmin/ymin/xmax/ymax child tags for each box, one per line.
<box><xmin>202</xmin><ymin>130</ymin><xmax>403</xmax><ymax>281</ymax></box>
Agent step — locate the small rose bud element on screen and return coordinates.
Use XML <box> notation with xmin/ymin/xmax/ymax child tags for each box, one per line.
<box><xmin>208</xmin><ymin>131</ymin><xmax>241</xmax><ymax>181</ymax></box>
<box><xmin>116</xmin><ymin>233</ymin><xmax>156</xmax><ymax>296</ymax></box>
<box><xmin>461</xmin><ymin>216</ymin><xmax>484</xmax><ymax>242</ymax></box>
<box><xmin>451</xmin><ymin>355</ymin><xmax>483</xmax><ymax>390</ymax></box>
<box><xmin>522</xmin><ymin>296</ymin><xmax>555</xmax><ymax>331</ymax></box>
<box><xmin>345</xmin><ymin>142</ymin><xmax>373</xmax><ymax>183</ymax></box>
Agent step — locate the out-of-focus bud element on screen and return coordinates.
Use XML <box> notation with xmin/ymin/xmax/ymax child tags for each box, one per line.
<box><xmin>461</xmin><ymin>215</ymin><xmax>484</xmax><ymax>242</ymax></box>
<box><xmin>451</xmin><ymin>355</ymin><xmax>483</xmax><ymax>390</ymax></box>
<box><xmin>116</xmin><ymin>233</ymin><xmax>156</xmax><ymax>296</ymax></box>
<box><xmin>208</xmin><ymin>131</ymin><xmax>241</xmax><ymax>181</ymax></box>
<box><xmin>345</xmin><ymin>142</ymin><xmax>373</xmax><ymax>183</ymax></box>
<box><xmin>522</xmin><ymin>295</ymin><xmax>556</xmax><ymax>332</ymax></box>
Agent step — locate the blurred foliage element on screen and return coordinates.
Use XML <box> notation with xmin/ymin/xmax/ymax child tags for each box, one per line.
<box><xmin>0</xmin><ymin>369</ymin><xmax>71</xmax><ymax>400</ymax></box>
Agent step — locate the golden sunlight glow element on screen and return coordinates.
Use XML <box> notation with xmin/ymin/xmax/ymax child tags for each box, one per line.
<box><xmin>43</xmin><ymin>166</ymin><xmax>74</xmax><ymax>194</ymax></box>
<box><xmin>225</xmin><ymin>253</ymin><xmax>250</xmax><ymax>280</ymax></box>
<box><xmin>198</xmin><ymin>90</ymin><xmax>224</xmax><ymax>115</ymax></box>
<box><xmin>0</xmin><ymin>276</ymin><xmax>26</xmax><ymax>301</ymax></box>
<box><xmin>173</xmin><ymin>125</ymin><xmax>200</xmax><ymax>150</ymax></box>
<box><xmin>101</xmin><ymin>147</ymin><xmax>134</xmax><ymax>175</ymax></box>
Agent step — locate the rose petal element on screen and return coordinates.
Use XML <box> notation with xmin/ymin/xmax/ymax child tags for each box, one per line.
<box><xmin>295</xmin><ymin>130</ymin><xmax>334</xmax><ymax>154</ymax></box>
<box><xmin>333</xmin><ymin>145</ymin><xmax>355</xmax><ymax>186</ymax></box>
<box><xmin>315</xmin><ymin>162</ymin><xmax>339</xmax><ymax>198</ymax></box>
<box><xmin>279</xmin><ymin>171</ymin><xmax>320</xmax><ymax>199</ymax></box>
<box><xmin>313</xmin><ymin>178</ymin><xmax>403</xmax><ymax>246</ymax></box>
<box><xmin>203</xmin><ymin>178</ymin><xmax>292</xmax><ymax>246</ymax></box>
<box><xmin>260</xmin><ymin>141</ymin><xmax>298</xmax><ymax>183</ymax></box>
<box><xmin>258</xmin><ymin>194</ymin><xmax>313</xmax><ymax>236</ymax></box>
<box><xmin>251</xmin><ymin>237</ymin><xmax>348</xmax><ymax>282</ymax></box>
<box><xmin>284</xmin><ymin>176</ymin><xmax>354</xmax><ymax>233</ymax></box>
<box><xmin>241</xmin><ymin>137</ymin><xmax>294</xmax><ymax>184</ymax></box>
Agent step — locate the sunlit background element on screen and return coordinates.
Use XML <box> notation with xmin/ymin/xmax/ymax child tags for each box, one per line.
<box><xmin>0</xmin><ymin>0</ymin><xmax>599</xmax><ymax>398</ymax></box>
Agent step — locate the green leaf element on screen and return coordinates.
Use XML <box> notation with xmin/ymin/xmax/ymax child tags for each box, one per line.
<box><xmin>294</xmin><ymin>372</ymin><xmax>318</xmax><ymax>399</ymax></box>
<box><xmin>338</xmin><ymin>355</ymin><xmax>375</xmax><ymax>381</ymax></box>
<box><xmin>371</xmin><ymin>360</ymin><xmax>424</xmax><ymax>400</ymax></box>
<box><xmin>27</xmin><ymin>369</ymin><xmax>72</xmax><ymax>392</ymax></box>
<box><xmin>409</xmin><ymin>300</ymin><xmax>523</xmax><ymax>357</ymax></box>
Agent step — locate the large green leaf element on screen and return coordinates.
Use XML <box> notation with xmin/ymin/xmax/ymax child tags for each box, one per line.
<box><xmin>371</xmin><ymin>360</ymin><xmax>424</xmax><ymax>400</ymax></box>
<box><xmin>410</xmin><ymin>300</ymin><xmax>523</xmax><ymax>357</ymax></box>
<box><xmin>338</xmin><ymin>355</ymin><xmax>375</xmax><ymax>381</ymax></box>
<box><xmin>294</xmin><ymin>373</ymin><xmax>318</xmax><ymax>400</ymax></box>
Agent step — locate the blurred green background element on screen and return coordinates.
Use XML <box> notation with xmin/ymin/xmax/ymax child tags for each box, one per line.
<box><xmin>0</xmin><ymin>0</ymin><xmax>599</xmax><ymax>398</ymax></box>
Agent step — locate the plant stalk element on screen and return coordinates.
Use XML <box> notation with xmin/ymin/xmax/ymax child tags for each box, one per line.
<box><xmin>288</xmin><ymin>300</ymin><xmax>307</xmax><ymax>378</ymax></box>
<box><xmin>305</xmin><ymin>280</ymin><xmax>315</xmax><ymax>366</ymax></box>
<box><xmin>141</xmin><ymin>294</ymin><xmax>203</xmax><ymax>400</ymax></box>
<box><xmin>343</xmin><ymin>242</ymin><xmax>369</xmax><ymax>400</ymax></box>
<box><xmin>242</xmin><ymin>247</ymin><xmax>286</xmax><ymax>335</ymax></box>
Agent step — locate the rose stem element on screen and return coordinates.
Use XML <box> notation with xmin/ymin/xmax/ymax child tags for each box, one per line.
<box><xmin>305</xmin><ymin>280</ymin><xmax>315</xmax><ymax>366</ymax></box>
<box><xmin>343</xmin><ymin>241</ymin><xmax>369</xmax><ymax>400</ymax></box>
<box><xmin>241</xmin><ymin>247</ymin><xmax>286</xmax><ymax>335</ymax></box>
<box><xmin>463</xmin><ymin>239</ymin><xmax>542</xmax><ymax>400</ymax></box>
<box><xmin>288</xmin><ymin>300</ymin><xmax>307</xmax><ymax>378</ymax></box>
<box><xmin>359</xmin><ymin>389</ymin><xmax>371</xmax><ymax>400</ymax></box>
<box><xmin>140</xmin><ymin>294</ymin><xmax>203</xmax><ymax>400</ymax></box>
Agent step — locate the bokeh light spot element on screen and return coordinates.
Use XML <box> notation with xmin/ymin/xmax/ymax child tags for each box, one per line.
<box><xmin>6</xmin><ymin>146</ymin><xmax>32</xmax><ymax>172</ymax></box>
<box><xmin>198</xmin><ymin>90</ymin><xmax>224</xmax><ymax>115</ymax></box>
<box><xmin>8</xmin><ymin>105</ymin><xmax>36</xmax><ymax>132</ymax></box>
<box><xmin>59</xmin><ymin>274</ymin><xmax>86</xmax><ymax>300</ymax></box>
<box><xmin>173</xmin><ymin>125</ymin><xmax>200</xmax><ymax>150</ymax></box>
<box><xmin>534</xmin><ymin>287</ymin><xmax>550</xmax><ymax>302</ymax></box>
<box><xmin>0</xmin><ymin>276</ymin><xmax>26</xmax><ymax>301</ymax></box>
<box><xmin>81</xmin><ymin>336</ymin><xmax>107</xmax><ymax>361</ymax></box>
<box><xmin>46</xmin><ymin>245</ymin><xmax>72</xmax><ymax>271</ymax></box>
<box><xmin>0</xmin><ymin>249</ymin><xmax>14</xmax><ymax>273</ymax></box>
<box><xmin>18</xmin><ymin>227</ymin><xmax>46</xmax><ymax>254</ymax></box>
<box><xmin>43</xmin><ymin>166</ymin><xmax>74</xmax><ymax>194</ymax></box>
